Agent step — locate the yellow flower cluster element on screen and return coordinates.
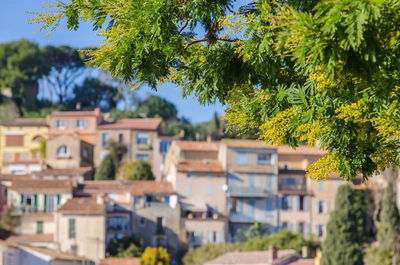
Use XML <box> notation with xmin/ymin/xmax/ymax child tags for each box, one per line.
<box><xmin>306</xmin><ymin>153</ymin><xmax>339</xmax><ymax>182</ymax></box>
<box><xmin>371</xmin><ymin>147</ymin><xmax>396</xmax><ymax>171</ymax></box>
<box><xmin>296</xmin><ymin>120</ymin><xmax>328</xmax><ymax>147</ymax></box>
<box><xmin>254</xmin><ymin>88</ymin><xmax>271</xmax><ymax>103</ymax></box>
<box><xmin>259</xmin><ymin>107</ymin><xmax>301</xmax><ymax>145</ymax></box>
<box><xmin>140</xmin><ymin>247</ymin><xmax>170</xmax><ymax>265</ymax></box>
<box><xmin>335</xmin><ymin>99</ymin><xmax>368</xmax><ymax>123</ymax></box>
<box><xmin>309</xmin><ymin>66</ymin><xmax>337</xmax><ymax>91</ymax></box>
<box><xmin>372</xmin><ymin>115</ymin><xmax>400</xmax><ymax>143</ymax></box>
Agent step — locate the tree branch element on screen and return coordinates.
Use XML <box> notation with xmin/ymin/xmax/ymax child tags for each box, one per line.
<box><xmin>184</xmin><ymin>38</ymin><xmax>208</xmax><ymax>49</ymax></box>
<box><xmin>178</xmin><ymin>19</ymin><xmax>189</xmax><ymax>34</ymax></box>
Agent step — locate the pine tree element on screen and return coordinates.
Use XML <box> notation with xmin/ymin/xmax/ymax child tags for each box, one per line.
<box><xmin>377</xmin><ymin>185</ymin><xmax>400</xmax><ymax>262</ymax></box>
<box><xmin>95</xmin><ymin>154</ymin><xmax>116</xmax><ymax>180</ymax></box>
<box><xmin>322</xmin><ymin>184</ymin><xmax>363</xmax><ymax>265</ymax></box>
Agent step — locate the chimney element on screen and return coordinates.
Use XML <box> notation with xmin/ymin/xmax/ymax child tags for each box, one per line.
<box><xmin>268</xmin><ymin>246</ymin><xmax>278</xmax><ymax>263</ymax></box>
<box><xmin>96</xmin><ymin>194</ymin><xmax>104</xmax><ymax>205</ymax></box>
<box><xmin>302</xmin><ymin>246</ymin><xmax>310</xmax><ymax>258</ymax></box>
<box><xmin>94</xmin><ymin>107</ymin><xmax>101</xmax><ymax>116</ymax></box>
<box><xmin>76</xmin><ymin>102</ymin><xmax>81</xmax><ymax>110</ymax></box>
<box><xmin>206</xmin><ymin>136</ymin><xmax>212</xmax><ymax>143</ymax></box>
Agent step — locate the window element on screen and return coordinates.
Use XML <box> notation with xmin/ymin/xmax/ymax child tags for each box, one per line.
<box><xmin>237</xmin><ymin>200</ymin><xmax>243</xmax><ymax>214</ymax></box>
<box><xmin>160</xmin><ymin>141</ymin><xmax>171</xmax><ymax>153</ymax></box>
<box><xmin>70</xmin><ymin>245</ymin><xmax>78</xmax><ymax>255</ymax></box>
<box><xmin>185</xmin><ymin>184</ymin><xmax>192</xmax><ymax>196</ymax></box>
<box><xmin>69</xmin><ymin>219</ymin><xmax>76</xmax><ymax>238</ymax></box>
<box><xmin>298</xmin><ymin>196</ymin><xmax>304</xmax><ymax>211</ymax></box>
<box><xmin>3</xmin><ymin>153</ymin><xmax>13</xmax><ymax>163</ymax></box>
<box><xmin>266</xmin><ymin>175</ymin><xmax>273</xmax><ymax>190</ymax></box>
<box><xmin>186</xmin><ymin>173</ymin><xmax>198</xmax><ymax>178</ymax></box>
<box><xmin>318</xmin><ymin>181</ymin><xmax>324</xmax><ymax>192</ymax></box>
<box><xmin>316</xmin><ymin>225</ymin><xmax>324</xmax><ymax>237</ymax></box>
<box><xmin>297</xmin><ymin>222</ymin><xmax>304</xmax><ymax>234</ymax></box>
<box><xmin>139</xmin><ymin>217</ymin><xmax>146</xmax><ymax>227</ymax></box>
<box><xmin>282</xmin><ymin>178</ymin><xmax>296</xmax><ymax>186</ymax></box>
<box><xmin>231</xmin><ymin>174</ymin><xmax>239</xmax><ymax>186</ymax></box>
<box><xmin>36</xmin><ymin>221</ymin><xmax>43</xmax><ymax>234</ymax></box>
<box><xmin>266</xmin><ymin>199</ymin><xmax>274</xmax><ymax>213</ymax></box>
<box><xmin>258</xmin><ymin>153</ymin><xmax>272</xmax><ymax>164</ymax></box>
<box><xmin>47</xmin><ymin>195</ymin><xmax>56</xmax><ymax>213</ymax></box>
<box><xmin>57</xmin><ymin>145</ymin><xmax>70</xmax><ymax>157</ymax></box>
<box><xmin>102</xmin><ymin>133</ymin><xmax>110</xmax><ymax>147</ymax></box>
<box><xmin>249</xmin><ymin>200</ymin><xmax>255</xmax><ymax>219</ymax></box>
<box><xmin>281</xmin><ymin>222</ymin><xmax>288</xmax><ymax>229</ymax></box>
<box><xmin>82</xmin><ymin>148</ymin><xmax>88</xmax><ymax>159</ymax></box>
<box><xmin>53</xmin><ymin>120</ymin><xmax>68</xmax><ymax>129</ymax></box>
<box><xmin>136</xmin><ymin>133</ymin><xmax>150</xmax><ymax>144</ymax></box>
<box><xmin>156</xmin><ymin>217</ymin><xmax>164</xmax><ymax>234</ymax></box>
<box><xmin>207</xmin><ymin>173</ymin><xmax>213</xmax><ymax>178</ymax></box>
<box><xmin>136</xmin><ymin>154</ymin><xmax>149</xmax><ymax>161</ymax></box>
<box><xmin>208</xmin><ymin>231</ymin><xmax>217</xmax><ymax>243</ymax></box>
<box><xmin>236</xmin><ymin>151</ymin><xmax>247</xmax><ymax>165</ymax></box>
<box><xmin>119</xmin><ymin>133</ymin><xmax>124</xmax><ymax>143</ymax></box>
<box><xmin>207</xmin><ymin>184</ymin><xmax>214</xmax><ymax>196</ymax></box>
<box><xmin>249</xmin><ymin>174</ymin><xmax>255</xmax><ymax>187</ymax></box>
<box><xmin>21</xmin><ymin>153</ymin><xmax>29</xmax><ymax>161</ymax></box>
<box><xmin>318</xmin><ymin>201</ymin><xmax>324</xmax><ymax>214</ymax></box>
<box><xmin>188</xmin><ymin>231</ymin><xmax>203</xmax><ymax>243</ymax></box>
<box><xmin>73</xmin><ymin>119</ymin><xmax>89</xmax><ymax>128</ymax></box>
<box><xmin>281</xmin><ymin>196</ymin><xmax>292</xmax><ymax>210</ymax></box>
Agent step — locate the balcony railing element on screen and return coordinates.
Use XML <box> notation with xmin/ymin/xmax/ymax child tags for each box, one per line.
<box><xmin>107</xmin><ymin>224</ymin><xmax>129</xmax><ymax>232</ymax></box>
<box><xmin>229</xmin><ymin>213</ymin><xmax>255</xmax><ymax>223</ymax></box>
<box><xmin>227</xmin><ymin>186</ymin><xmax>272</xmax><ymax>198</ymax></box>
<box><xmin>278</xmin><ymin>184</ymin><xmax>307</xmax><ymax>192</ymax></box>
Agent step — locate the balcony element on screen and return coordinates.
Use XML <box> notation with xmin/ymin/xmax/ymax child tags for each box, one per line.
<box><xmin>107</xmin><ymin>224</ymin><xmax>129</xmax><ymax>232</ymax></box>
<box><xmin>278</xmin><ymin>184</ymin><xmax>307</xmax><ymax>193</ymax></box>
<box><xmin>227</xmin><ymin>186</ymin><xmax>272</xmax><ymax>198</ymax></box>
<box><xmin>229</xmin><ymin>213</ymin><xmax>254</xmax><ymax>223</ymax></box>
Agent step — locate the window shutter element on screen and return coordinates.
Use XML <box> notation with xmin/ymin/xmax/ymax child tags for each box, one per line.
<box><xmin>314</xmin><ymin>201</ymin><xmax>319</xmax><ymax>214</ymax></box>
<box><xmin>34</xmin><ymin>195</ymin><xmax>38</xmax><ymax>206</ymax></box>
<box><xmin>44</xmin><ymin>194</ymin><xmax>47</xmax><ymax>212</ymax></box>
<box><xmin>217</xmin><ymin>231</ymin><xmax>224</xmax><ymax>243</ymax></box>
<box><xmin>304</xmin><ymin>196</ymin><xmax>310</xmax><ymax>211</ymax></box>
<box><xmin>84</xmin><ymin>120</ymin><xmax>89</xmax><ymax>128</ymax></box>
<box><xmin>53</xmin><ymin>120</ymin><xmax>57</xmax><ymax>128</ymax></box>
<box><xmin>208</xmin><ymin>231</ymin><xmax>214</xmax><ymax>243</ymax></box>
<box><xmin>64</xmin><ymin>120</ymin><xmax>69</xmax><ymax>128</ymax></box>
<box><xmin>305</xmin><ymin>223</ymin><xmax>310</xmax><ymax>236</ymax></box>
<box><xmin>287</xmin><ymin>196</ymin><xmax>292</xmax><ymax>210</ymax></box>
<box><xmin>288</xmin><ymin>222</ymin><xmax>293</xmax><ymax>232</ymax></box>
<box><xmin>296</xmin><ymin>196</ymin><xmax>300</xmax><ymax>211</ymax></box>
<box><xmin>57</xmin><ymin>194</ymin><xmax>60</xmax><ymax>205</ymax></box>
<box><xmin>324</xmin><ymin>202</ymin><xmax>330</xmax><ymax>214</ymax></box>
<box><xmin>20</xmin><ymin>194</ymin><xmax>24</xmax><ymax>204</ymax></box>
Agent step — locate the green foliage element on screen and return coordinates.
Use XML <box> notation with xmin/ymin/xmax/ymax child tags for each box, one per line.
<box><xmin>354</xmin><ymin>189</ymin><xmax>375</xmax><ymax>243</ymax></box>
<box><xmin>30</xmin><ymin>0</ymin><xmax>400</xmax><ymax>180</ymax></box>
<box><xmin>117</xmin><ymin>161</ymin><xmax>154</xmax><ymax>181</ymax></box>
<box><xmin>182</xmin><ymin>243</ymin><xmax>238</xmax><ymax>265</ymax></box>
<box><xmin>235</xmin><ymin>222</ymin><xmax>266</xmax><ymax>242</ymax></box>
<box><xmin>140</xmin><ymin>247</ymin><xmax>170</xmax><ymax>265</ymax></box>
<box><xmin>322</xmin><ymin>185</ymin><xmax>363</xmax><ymax>265</ymax></box>
<box><xmin>0</xmin><ymin>40</ymin><xmax>49</xmax><ymax>99</ymax></box>
<box><xmin>21</xmin><ymin>100</ymin><xmax>65</xmax><ymax>118</ymax></box>
<box><xmin>95</xmin><ymin>154</ymin><xmax>116</xmax><ymax>180</ymax></box>
<box><xmin>0</xmin><ymin>206</ymin><xmax>20</xmax><ymax>236</ymax></box>
<box><xmin>375</xmin><ymin>185</ymin><xmax>400</xmax><ymax>263</ymax></box>
<box><xmin>134</xmin><ymin>96</ymin><xmax>177</xmax><ymax>120</ymax></box>
<box><xmin>0</xmin><ymin>100</ymin><xmax>19</xmax><ymax>123</ymax></box>
<box><xmin>107</xmin><ymin>236</ymin><xmax>144</xmax><ymax>257</ymax></box>
<box><xmin>366</xmin><ymin>246</ymin><xmax>392</xmax><ymax>265</ymax></box>
<box><xmin>72</xmin><ymin>78</ymin><xmax>120</xmax><ymax>109</ymax></box>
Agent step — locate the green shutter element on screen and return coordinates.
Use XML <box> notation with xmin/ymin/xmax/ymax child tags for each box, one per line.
<box><xmin>69</xmin><ymin>219</ymin><xmax>76</xmax><ymax>238</ymax></box>
<box><xmin>20</xmin><ymin>194</ymin><xmax>24</xmax><ymax>204</ymax></box>
<box><xmin>34</xmin><ymin>195</ymin><xmax>38</xmax><ymax>206</ymax></box>
<box><xmin>44</xmin><ymin>194</ymin><xmax>47</xmax><ymax>212</ymax></box>
<box><xmin>57</xmin><ymin>194</ymin><xmax>60</xmax><ymax>205</ymax></box>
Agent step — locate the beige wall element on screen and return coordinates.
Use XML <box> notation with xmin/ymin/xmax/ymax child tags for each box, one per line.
<box><xmin>175</xmin><ymin>170</ymin><xmax>227</xmax><ymax>213</ymax></box>
<box><xmin>224</xmin><ymin>148</ymin><xmax>277</xmax><ymax>174</ymax></box>
<box><xmin>55</xmin><ymin>213</ymin><xmax>106</xmax><ymax>262</ymax></box>
<box><xmin>14</xmin><ymin>214</ymin><xmax>55</xmax><ymax>235</ymax></box>
<box><xmin>183</xmin><ymin>218</ymin><xmax>228</xmax><ymax>246</ymax></box>
<box><xmin>46</xmin><ymin>135</ymin><xmax>93</xmax><ymax>169</ymax></box>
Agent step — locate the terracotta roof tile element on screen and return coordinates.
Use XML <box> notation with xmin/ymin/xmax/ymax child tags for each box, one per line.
<box><xmin>176</xmin><ymin>160</ymin><xmax>224</xmax><ymax>173</ymax></box>
<box><xmin>98</xmin><ymin>118</ymin><xmax>161</xmax><ymax>130</ymax></box>
<box><xmin>10</xmin><ymin>179</ymin><xmax>72</xmax><ymax>193</ymax></box>
<box><xmin>126</xmin><ymin>181</ymin><xmax>175</xmax><ymax>196</ymax></box>
<box><xmin>176</xmin><ymin>141</ymin><xmax>219</xmax><ymax>151</ymax></box>
<box><xmin>57</xmin><ymin>197</ymin><xmax>105</xmax><ymax>214</ymax></box>
<box><xmin>0</xmin><ymin>118</ymin><xmax>48</xmax><ymax>127</ymax></box>
<box><xmin>34</xmin><ymin>167</ymin><xmax>93</xmax><ymax>176</ymax></box>
<box><xmin>100</xmin><ymin>257</ymin><xmax>140</xmax><ymax>265</ymax></box>
<box><xmin>221</xmin><ymin>139</ymin><xmax>276</xmax><ymax>150</ymax></box>
<box><xmin>0</xmin><ymin>174</ymin><xmax>33</xmax><ymax>182</ymax></box>
<box><xmin>204</xmin><ymin>250</ymin><xmax>299</xmax><ymax>265</ymax></box>
<box><xmin>7</xmin><ymin>234</ymin><xmax>53</xmax><ymax>243</ymax></box>
<box><xmin>3</xmin><ymin>160</ymin><xmax>42</xmax><ymax>166</ymax></box>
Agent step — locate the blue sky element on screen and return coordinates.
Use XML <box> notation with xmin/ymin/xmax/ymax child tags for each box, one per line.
<box><xmin>0</xmin><ymin>0</ymin><xmax>225</xmax><ymax>123</ymax></box>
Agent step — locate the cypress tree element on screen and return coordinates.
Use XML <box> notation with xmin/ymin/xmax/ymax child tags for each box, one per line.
<box><xmin>322</xmin><ymin>184</ymin><xmax>363</xmax><ymax>265</ymax></box>
<box><xmin>377</xmin><ymin>185</ymin><xmax>400</xmax><ymax>262</ymax></box>
<box><xmin>95</xmin><ymin>154</ymin><xmax>116</xmax><ymax>180</ymax></box>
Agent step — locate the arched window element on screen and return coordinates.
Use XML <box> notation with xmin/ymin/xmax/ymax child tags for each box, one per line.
<box><xmin>32</xmin><ymin>135</ymin><xmax>45</xmax><ymax>143</ymax></box>
<box><xmin>57</xmin><ymin>145</ymin><xmax>70</xmax><ymax>157</ymax></box>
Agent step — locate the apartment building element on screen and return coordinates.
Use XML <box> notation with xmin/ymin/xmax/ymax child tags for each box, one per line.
<box><xmin>47</xmin><ymin>108</ymin><xmax>101</xmax><ymax>144</ymax></box>
<box><xmin>220</xmin><ymin>139</ymin><xmax>279</xmax><ymax>238</ymax></box>
<box><xmin>95</xmin><ymin>118</ymin><xmax>162</xmax><ymax>178</ymax></box>
<box><xmin>163</xmin><ymin>141</ymin><xmax>229</xmax><ymax>247</ymax></box>
<box><xmin>0</xmin><ymin>119</ymin><xmax>48</xmax><ymax>174</ymax></box>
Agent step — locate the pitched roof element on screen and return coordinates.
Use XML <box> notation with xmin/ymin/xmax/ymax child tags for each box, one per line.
<box><xmin>176</xmin><ymin>160</ymin><xmax>224</xmax><ymax>173</ymax></box>
<box><xmin>49</xmin><ymin>108</ymin><xmax>100</xmax><ymax>117</ymax></box>
<box><xmin>7</xmin><ymin>234</ymin><xmax>53</xmax><ymax>243</ymax></box>
<box><xmin>204</xmin><ymin>250</ymin><xmax>299</xmax><ymax>265</ymax></box>
<box><xmin>0</xmin><ymin>174</ymin><xmax>32</xmax><ymax>182</ymax></box>
<box><xmin>10</xmin><ymin>179</ymin><xmax>72</xmax><ymax>193</ymax></box>
<box><xmin>57</xmin><ymin>197</ymin><xmax>105</xmax><ymax>214</ymax></box>
<box><xmin>0</xmin><ymin>118</ymin><xmax>48</xmax><ymax>127</ymax></box>
<box><xmin>21</xmin><ymin>245</ymin><xmax>89</xmax><ymax>262</ymax></box>
<box><xmin>277</xmin><ymin>145</ymin><xmax>326</xmax><ymax>155</ymax></box>
<box><xmin>126</xmin><ymin>181</ymin><xmax>175</xmax><ymax>196</ymax></box>
<box><xmin>98</xmin><ymin>118</ymin><xmax>162</xmax><ymax>130</ymax></box>
<box><xmin>100</xmin><ymin>258</ymin><xmax>141</xmax><ymax>265</ymax></box>
<box><xmin>221</xmin><ymin>139</ymin><xmax>275</xmax><ymax>150</ymax></box>
<box><xmin>34</xmin><ymin>167</ymin><xmax>93</xmax><ymax>176</ymax></box>
<box><xmin>175</xmin><ymin>141</ymin><xmax>219</xmax><ymax>151</ymax></box>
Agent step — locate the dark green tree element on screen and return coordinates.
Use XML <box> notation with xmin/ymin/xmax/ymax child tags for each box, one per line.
<box><xmin>134</xmin><ymin>96</ymin><xmax>177</xmax><ymax>120</ymax></box>
<box><xmin>72</xmin><ymin>77</ymin><xmax>120</xmax><ymax>109</ymax></box>
<box><xmin>41</xmin><ymin>45</ymin><xmax>87</xmax><ymax>103</ymax></box>
<box><xmin>116</xmin><ymin>161</ymin><xmax>154</xmax><ymax>181</ymax></box>
<box><xmin>322</xmin><ymin>184</ymin><xmax>363</xmax><ymax>265</ymax></box>
<box><xmin>0</xmin><ymin>40</ymin><xmax>49</xmax><ymax>102</ymax></box>
<box><xmin>95</xmin><ymin>154</ymin><xmax>116</xmax><ymax>180</ymax></box>
<box><xmin>107</xmin><ymin>236</ymin><xmax>144</xmax><ymax>257</ymax></box>
<box><xmin>377</xmin><ymin>185</ymin><xmax>400</xmax><ymax>263</ymax></box>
